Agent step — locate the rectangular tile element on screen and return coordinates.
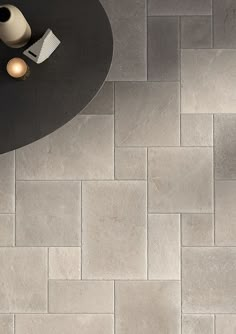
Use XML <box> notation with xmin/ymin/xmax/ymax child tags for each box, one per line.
<box><xmin>148</xmin><ymin>0</ymin><xmax>212</xmax><ymax>15</ymax></box>
<box><xmin>182</xmin><ymin>214</ymin><xmax>214</xmax><ymax>246</ymax></box>
<box><xmin>16</xmin><ymin>181</ymin><xmax>81</xmax><ymax>246</ymax></box>
<box><xmin>182</xmin><ymin>315</ymin><xmax>214</xmax><ymax>334</ymax></box>
<box><xmin>148</xmin><ymin>17</ymin><xmax>179</xmax><ymax>81</ymax></box>
<box><xmin>0</xmin><ymin>152</ymin><xmax>15</xmax><ymax>213</ymax></box>
<box><xmin>0</xmin><ymin>315</ymin><xmax>13</xmax><ymax>334</ymax></box>
<box><xmin>216</xmin><ymin>315</ymin><xmax>236</xmax><ymax>334</ymax></box>
<box><xmin>16</xmin><ymin>115</ymin><xmax>114</xmax><ymax>180</ymax></box>
<box><xmin>0</xmin><ymin>248</ymin><xmax>47</xmax><ymax>313</ymax></box>
<box><xmin>181</xmin><ymin>16</ymin><xmax>212</xmax><ymax>49</ymax></box>
<box><xmin>49</xmin><ymin>280</ymin><xmax>114</xmax><ymax>313</ymax></box>
<box><xmin>115</xmin><ymin>82</ymin><xmax>180</xmax><ymax>146</ymax></box>
<box><xmin>82</xmin><ymin>181</ymin><xmax>146</xmax><ymax>279</ymax></box>
<box><xmin>115</xmin><ymin>148</ymin><xmax>147</xmax><ymax>180</ymax></box>
<box><xmin>49</xmin><ymin>247</ymin><xmax>81</xmax><ymax>279</ymax></box>
<box><xmin>116</xmin><ymin>281</ymin><xmax>180</xmax><ymax>334</ymax></box>
<box><xmin>181</xmin><ymin>114</ymin><xmax>213</xmax><ymax>146</ymax></box>
<box><xmin>148</xmin><ymin>214</ymin><xmax>180</xmax><ymax>279</ymax></box>
<box><xmin>0</xmin><ymin>215</ymin><xmax>14</xmax><ymax>246</ymax></box>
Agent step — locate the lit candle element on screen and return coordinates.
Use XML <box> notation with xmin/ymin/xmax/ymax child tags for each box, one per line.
<box><xmin>6</xmin><ymin>57</ymin><xmax>30</xmax><ymax>79</ymax></box>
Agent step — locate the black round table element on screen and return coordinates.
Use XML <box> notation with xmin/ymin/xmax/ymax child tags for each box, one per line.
<box><xmin>0</xmin><ymin>0</ymin><xmax>113</xmax><ymax>154</ymax></box>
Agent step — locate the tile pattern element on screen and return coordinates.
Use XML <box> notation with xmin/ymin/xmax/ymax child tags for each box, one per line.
<box><xmin>1</xmin><ymin>1</ymin><xmax>236</xmax><ymax>333</ymax></box>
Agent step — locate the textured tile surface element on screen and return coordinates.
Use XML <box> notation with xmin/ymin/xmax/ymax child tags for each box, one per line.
<box><xmin>115</xmin><ymin>148</ymin><xmax>147</xmax><ymax>180</ymax></box>
<box><xmin>0</xmin><ymin>152</ymin><xmax>15</xmax><ymax>213</ymax></box>
<box><xmin>49</xmin><ymin>247</ymin><xmax>81</xmax><ymax>279</ymax></box>
<box><xmin>0</xmin><ymin>248</ymin><xmax>47</xmax><ymax>313</ymax></box>
<box><xmin>115</xmin><ymin>82</ymin><xmax>180</xmax><ymax>146</ymax></box>
<box><xmin>148</xmin><ymin>148</ymin><xmax>213</xmax><ymax>213</ymax></box>
<box><xmin>16</xmin><ymin>182</ymin><xmax>81</xmax><ymax>246</ymax></box>
<box><xmin>49</xmin><ymin>280</ymin><xmax>113</xmax><ymax>313</ymax></box>
<box><xmin>0</xmin><ymin>315</ymin><xmax>13</xmax><ymax>334</ymax></box>
<box><xmin>182</xmin><ymin>315</ymin><xmax>214</xmax><ymax>334</ymax></box>
<box><xmin>216</xmin><ymin>315</ymin><xmax>236</xmax><ymax>334</ymax></box>
<box><xmin>181</xmin><ymin>16</ymin><xmax>212</xmax><ymax>49</ymax></box>
<box><xmin>181</xmin><ymin>114</ymin><xmax>213</xmax><ymax>146</ymax></box>
<box><xmin>148</xmin><ymin>214</ymin><xmax>180</xmax><ymax>279</ymax></box>
<box><xmin>182</xmin><ymin>50</ymin><xmax>236</xmax><ymax>114</ymax></box>
<box><xmin>182</xmin><ymin>214</ymin><xmax>214</xmax><ymax>246</ymax></box>
<box><xmin>82</xmin><ymin>181</ymin><xmax>146</xmax><ymax>279</ymax></box>
<box><xmin>116</xmin><ymin>281</ymin><xmax>180</xmax><ymax>334</ymax></box>
<box><xmin>148</xmin><ymin>0</ymin><xmax>212</xmax><ymax>15</ymax></box>
<box><xmin>182</xmin><ymin>247</ymin><xmax>236</xmax><ymax>313</ymax></box>
<box><xmin>148</xmin><ymin>17</ymin><xmax>179</xmax><ymax>81</ymax></box>
<box><xmin>0</xmin><ymin>215</ymin><xmax>14</xmax><ymax>246</ymax></box>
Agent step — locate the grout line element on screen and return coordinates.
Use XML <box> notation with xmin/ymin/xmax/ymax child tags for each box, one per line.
<box><xmin>114</xmin><ymin>281</ymin><xmax>116</xmax><ymax>334</ymax></box>
<box><xmin>179</xmin><ymin>17</ymin><xmax>182</xmax><ymax>147</ymax></box>
<box><xmin>180</xmin><ymin>214</ymin><xmax>182</xmax><ymax>334</ymax></box>
<box><xmin>14</xmin><ymin>150</ymin><xmax>16</xmax><ymax>247</ymax></box>
<box><xmin>146</xmin><ymin>0</ymin><xmax>149</xmax><ymax>81</ymax></box>
<box><xmin>213</xmin><ymin>115</ymin><xmax>216</xmax><ymax>245</ymax></box>
<box><xmin>147</xmin><ymin>15</ymin><xmax>213</xmax><ymax>18</ymax></box>
<box><xmin>212</xmin><ymin>0</ymin><xmax>214</xmax><ymax>48</ymax></box>
<box><xmin>47</xmin><ymin>278</ymin><xmax>182</xmax><ymax>282</ymax></box>
<box><xmin>13</xmin><ymin>314</ymin><xmax>15</xmax><ymax>334</ymax></box>
<box><xmin>47</xmin><ymin>247</ymin><xmax>49</xmax><ymax>313</ymax></box>
<box><xmin>146</xmin><ymin>148</ymin><xmax>149</xmax><ymax>280</ymax></box>
<box><xmin>214</xmin><ymin>314</ymin><xmax>216</xmax><ymax>334</ymax></box>
<box><xmin>114</xmin><ymin>82</ymin><xmax>116</xmax><ymax>179</ymax></box>
<box><xmin>81</xmin><ymin>182</ymin><xmax>83</xmax><ymax>280</ymax></box>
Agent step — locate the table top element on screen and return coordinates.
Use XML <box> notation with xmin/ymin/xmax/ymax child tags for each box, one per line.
<box><xmin>0</xmin><ymin>0</ymin><xmax>113</xmax><ymax>154</ymax></box>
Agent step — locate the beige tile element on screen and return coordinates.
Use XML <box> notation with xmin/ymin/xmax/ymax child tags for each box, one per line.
<box><xmin>181</xmin><ymin>114</ymin><xmax>213</xmax><ymax>146</ymax></box>
<box><xmin>15</xmin><ymin>314</ymin><xmax>113</xmax><ymax>334</ymax></box>
<box><xmin>0</xmin><ymin>215</ymin><xmax>14</xmax><ymax>246</ymax></box>
<box><xmin>115</xmin><ymin>148</ymin><xmax>147</xmax><ymax>180</ymax></box>
<box><xmin>216</xmin><ymin>315</ymin><xmax>236</xmax><ymax>334</ymax></box>
<box><xmin>49</xmin><ymin>247</ymin><xmax>81</xmax><ymax>279</ymax></box>
<box><xmin>0</xmin><ymin>152</ymin><xmax>15</xmax><ymax>213</ymax></box>
<box><xmin>82</xmin><ymin>181</ymin><xmax>146</xmax><ymax>279</ymax></box>
<box><xmin>181</xmin><ymin>16</ymin><xmax>212</xmax><ymax>49</ymax></box>
<box><xmin>215</xmin><ymin>181</ymin><xmax>236</xmax><ymax>246</ymax></box>
<box><xmin>182</xmin><ymin>214</ymin><xmax>214</xmax><ymax>246</ymax></box>
<box><xmin>182</xmin><ymin>247</ymin><xmax>236</xmax><ymax>313</ymax></box>
<box><xmin>148</xmin><ymin>148</ymin><xmax>213</xmax><ymax>213</ymax></box>
<box><xmin>116</xmin><ymin>281</ymin><xmax>180</xmax><ymax>334</ymax></box>
<box><xmin>16</xmin><ymin>182</ymin><xmax>81</xmax><ymax>246</ymax></box>
<box><xmin>182</xmin><ymin>315</ymin><xmax>214</xmax><ymax>334</ymax></box>
<box><xmin>0</xmin><ymin>315</ymin><xmax>13</xmax><ymax>334</ymax></box>
<box><xmin>16</xmin><ymin>115</ymin><xmax>114</xmax><ymax>180</ymax></box>
<box><xmin>148</xmin><ymin>214</ymin><xmax>180</xmax><ymax>280</ymax></box>
<box><xmin>49</xmin><ymin>280</ymin><xmax>113</xmax><ymax>313</ymax></box>
<box><xmin>148</xmin><ymin>0</ymin><xmax>211</xmax><ymax>15</ymax></box>
<box><xmin>182</xmin><ymin>50</ymin><xmax>236</xmax><ymax>114</ymax></box>
<box><xmin>115</xmin><ymin>82</ymin><xmax>180</xmax><ymax>146</ymax></box>
<box><xmin>0</xmin><ymin>248</ymin><xmax>47</xmax><ymax>313</ymax></box>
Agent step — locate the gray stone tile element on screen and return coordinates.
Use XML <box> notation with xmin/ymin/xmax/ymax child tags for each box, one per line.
<box><xmin>182</xmin><ymin>214</ymin><xmax>214</xmax><ymax>246</ymax></box>
<box><xmin>115</xmin><ymin>148</ymin><xmax>147</xmax><ymax>180</ymax></box>
<box><xmin>148</xmin><ymin>148</ymin><xmax>213</xmax><ymax>213</ymax></box>
<box><xmin>148</xmin><ymin>214</ymin><xmax>180</xmax><ymax>280</ymax></box>
<box><xmin>115</xmin><ymin>82</ymin><xmax>180</xmax><ymax>146</ymax></box>
<box><xmin>100</xmin><ymin>0</ymin><xmax>146</xmax><ymax>81</ymax></box>
<box><xmin>182</xmin><ymin>247</ymin><xmax>236</xmax><ymax>313</ymax></box>
<box><xmin>0</xmin><ymin>315</ymin><xmax>13</xmax><ymax>334</ymax></box>
<box><xmin>0</xmin><ymin>152</ymin><xmax>15</xmax><ymax>213</ymax></box>
<box><xmin>216</xmin><ymin>315</ymin><xmax>236</xmax><ymax>334</ymax></box>
<box><xmin>16</xmin><ymin>181</ymin><xmax>81</xmax><ymax>246</ymax></box>
<box><xmin>0</xmin><ymin>248</ymin><xmax>47</xmax><ymax>313</ymax></box>
<box><xmin>148</xmin><ymin>0</ymin><xmax>212</xmax><ymax>15</ymax></box>
<box><xmin>16</xmin><ymin>115</ymin><xmax>114</xmax><ymax>180</ymax></box>
<box><xmin>49</xmin><ymin>247</ymin><xmax>81</xmax><ymax>279</ymax></box>
<box><xmin>0</xmin><ymin>215</ymin><xmax>14</xmax><ymax>246</ymax></box>
<box><xmin>214</xmin><ymin>0</ymin><xmax>236</xmax><ymax>48</ymax></box>
<box><xmin>181</xmin><ymin>16</ymin><xmax>212</xmax><ymax>49</ymax></box>
<box><xmin>15</xmin><ymin>315</ymin><xmax>113</xmax><ymax>334</ymax></box>
<box><xmin>116</xmin><ymin>281</ymin><xmax>180</xmax><ymax>334</ymax></box>
<box><xmin>81</xmin><ymin>82</ymin><xmax>114</xmax><ymax>115</ymax></box>
<box><xmin>182</xmin><ymin>315</ymin><xmax>214</xmax><ymax>334</ymax></box>
<box><xmin>49</xmin><ymin>280</ymin><xmax>113</xmax><ymax>313</ymax></box>
<box><xmin>181</xmin><ymin>114</ymin><xmax>213</xmax><ymax>146</ymax></box>
<box><xmin>148</xmin><ymin>17</ymin><xmax>179</xmax><ymax>81</ymax></box>
<box><xmin>214</xmin><ymin>115</ymin><xmax>236</xmax><ymax>179</ymax></box>
<box><xmin>215</xmin><ymin>181</ymin><xmax>236</xmax><ymax>246</ymax></box>
<box><xmin>182</xmin><ymin>50</ymin><xmax>236</xmax><ymax>114</ymax></box>
<box><xmin>82</xmin><ymin>181</ymin><xmax>146</xmax><ymax>279</ymax></box>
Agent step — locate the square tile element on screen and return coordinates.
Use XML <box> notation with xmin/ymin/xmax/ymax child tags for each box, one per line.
<box><xmin>49</xmin><ymin>247</ymin><xmax>81</xmax><ymax>279</ymax></box>
<box><xmin>49</xmin><ymin>280</ymin><xmax>113</xmax><ymax>313</ymax></box>
<box><xmin>115</xmin><ymin>82</ymin><xmax>180</xmax><ymax>146</ymax></box>
<box><xmin>181</xmin><ymin>16</ymin><xmax>212</xmax><ymax>49</ymax></box>
<box><xmin>181</xmin><ymin>114</ymin><xmax>213</xmax><ymax>146</ymax></box>
<box><xmin>148</xmin><ymin>17</ymin><xmax>179</xmax><ymax>81</ymax></box>
<box><xmin>116</xmin><ymin>281</ymin><xmax>180</xmax><ymax>334</ymax></box>
<box><xmin>182</xmin><ymin>315</ymin><xmax>214</xmax><ymax>334</ymax></box>
<box><xmin>0</xmin><ymin>152</ymin><xmax>15</xmax><ymax>213</ymax></box>
<box><xmin>182</xmin><ymin>214</ymin><xmax>214</xmax><ymax>246</ymax></box>
<box><xmin>100</xmin><ymin>0</ymin><xmax>146</xmax><ymax>81</ymax></box>
<box><xmin>182</xmin><ymin>247</ymin><xmax>236</xmax><ymax>313</ymax></box>
<box><xmin>182</xmin><ymin>50</ymin><xmax>236</xmax><ymax>114</ymax></box>
<box><xmin>16</xmin><ymin>115</ymin><xmax>114</xmax><ymax>180</ymax></box>
<box><xmin>0</xmin><ymin>215</ymin><xmax>14</xmax><ymax>246</ymax></box>
<box><xmin>0</xmin><ymin>315</ymin><xmax>13</xmax><ymax>334</ymax></box>
<box><xmin>15</xmin><ymin>315</ymin><xmax>113</xmax><ymax>334</ymax></box>
<box><xmin>16</xmin><ymin>181</ymin><xmax>81</xmax><ymax>246</ymax></box>
<box><xmin>115</xmin><ymin>148</ymin><xmax>147</xmax><ymax>180</ymax></box>
<box><xmin>148</xmin><ymin>0</ymin><xmax>212</xmax><ymax>15</ymax></box>
<box><xmin>215</xmin><ymin>181</ymin><xmax>236</xmax><ymax>246</ymax></box>
<box><xmin>216</xmin><ymin>315</ymin><xmax>236</xmax><ymax>334</ymax></box>
<box><xmin>148</xmin><ymin>148</ymin><xmax>213</xmax><ymax>213</ymax></box>
<box><xmin>148</xmin><ymin>214</ymin><xmax>180</xmax><ymax>280</ymax></box>
<box><xmin>0</xmin><ymin>248</ymin><xmax>47</xmax><ymax>313</ymax></box>
<box><xmin>82</xmin><ymin>181</ymin><xmax>147</xmax><ymax>279</ymax></box>
<box><xmin>214</xmin><ymin>115</ymin><xmax>236</xmax><ymax>179</ymax></box>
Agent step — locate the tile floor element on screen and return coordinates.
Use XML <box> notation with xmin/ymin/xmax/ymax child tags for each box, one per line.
<box><xmin>1</xmin><ymin>0</ymin><xmax>236</xmax><ymax>333</ymax></box>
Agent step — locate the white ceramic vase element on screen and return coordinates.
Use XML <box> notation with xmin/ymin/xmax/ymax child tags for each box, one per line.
<box><xmin>0</xmin><ymin>4</ymin><xmax>31</xmax><ymax>48</ymax></box>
